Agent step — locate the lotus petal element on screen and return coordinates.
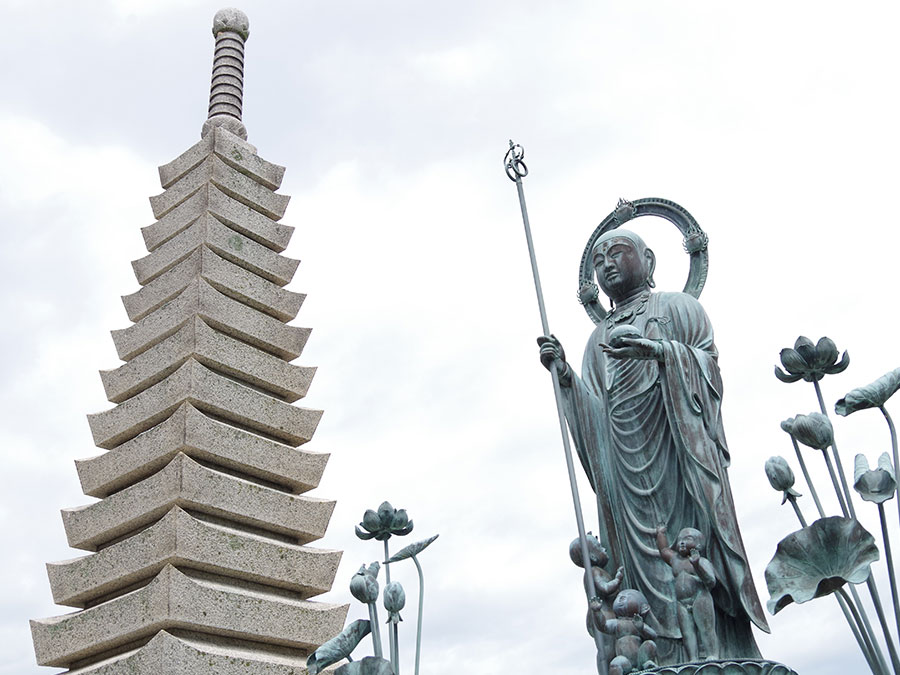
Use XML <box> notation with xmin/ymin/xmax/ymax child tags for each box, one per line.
<box><xmin>780</xmin><ymin>348</ymin><xmax>809</xmax><ymax>375</ymax></box>
<box><xmin>307</xmin><ymin>620</ymin><xmax>372</xmax><ymax>674</ymax></box>
<box><xmin>836</xmin><ymin>367</ymin><xmax>900</xmax><ymax>416</ymax></box>
<box><xmin>789</xmin><ymin>413</ymin><xmax>833</xmax><ymax>450</ymax></box>
<box><xmin>387</xmin><ymin>534</ymin><xmax>440</xmax><ymax>563</ymax></box>
<box><xmin>775</xmin><ymin>366</ymin><xmax>803</xmax><ymax>383</ymax></box>
<box><xmin>393</xmin><ymin>521</ymin><xmax>414</xmax><ymax>537</ymax></box>
<box><xmin>765</xmin><ymin>456</ymin><xmax>795</xmax><ymax>492</ymax></box>
<box><xmin>336</xmin><ymin>656</ymin><xmax>395</xmax><ymax>675</ymax></box>
<box><xmin>854</xmin><ymin>453</ymin><xmax>897</xmax><ymax>504</ymax></box>
<box><xmin>390</xmin><ymin>509</ymin><xmax>409</xmax><ymax>530</ymax></box>
<box><xmin>814</xmin><ymin>337</ymin><xmax>839</xmax><ymax>371</ymax></box>
<box><xmin>780</xmin><ymin>417</ymin><xmax>796</xmax><ymax>434</ymax></box>
<box><xmin>377</xmin><ymin>501</ymin><xmax>394</xmax><ymax>524</ymax></box>
<box><xmin>794</xmin><ymin>336</ymin><xmax>817</xmax><ymax>366</ymax></box>
<box><xmin>765</xmin><ymin>516</ymin><xmax>879</xmax><ymax>615</ymax></box>
<box><xmin>362</xmin><ymin>509</ymin><xmax>381</xmax><ymax>532</ymax></box>
<box><xmin>355</xmin><ymin>525</ymin><xmax>377</xmax><ymax>541</ymax></box>
<box><xmin>826</xmin><ymin>350</ymin><xmax>850</xmax><ymax>375</ymax></box>
<box><xmin>366</xmin><ymin>561</ymin><xmax>381</xmax><ymax>578</ymax></box>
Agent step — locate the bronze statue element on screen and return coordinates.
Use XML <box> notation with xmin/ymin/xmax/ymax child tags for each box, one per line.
<box><xmin>593</xmin><ymin>588</ymin><xmax>659</xmax><ymax>675</ymax></box>
<box><xmin>657</xmin><ymin>525</ymin><xmax>719</xmax><ymax>662</ymax></box>
<box><xmin>539</xmin><ymin>228</ymin><xmax>769</xmax><ymax>664</ymax></box>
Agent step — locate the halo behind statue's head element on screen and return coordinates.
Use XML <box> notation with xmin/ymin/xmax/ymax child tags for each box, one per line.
<box><xmin>578</xmin><ymin>198</ymin><xmax>709</xmax><ymax>324</ymax></box>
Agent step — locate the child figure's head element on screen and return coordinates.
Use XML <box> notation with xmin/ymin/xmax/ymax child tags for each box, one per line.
<box><xmin>612</xmin><ymin>589</ymin><xmax>650</xmax><ymax>618</ymax></box>
<box><xmin>569</xmin><ymin>532</ymin><xmax>609</xmax><ymax>569</ymax></box>
<box><xmin>675</xmin><ymin>527</ymin><xmax>704</xmax><ymax>557</ymax></box>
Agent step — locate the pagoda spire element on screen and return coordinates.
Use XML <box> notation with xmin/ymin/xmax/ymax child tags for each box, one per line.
<box><xmin>203</xmin><ymin>8</ymin><xmax>250</xmax><ymax>140</ymax></box>
<box><xmin>30</xmin><ymin>10</ymin><xmax>346</xmax><ymax>674</ymax></box>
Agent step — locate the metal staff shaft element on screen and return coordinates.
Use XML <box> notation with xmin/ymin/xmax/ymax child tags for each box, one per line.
<box><xmin>505</xmin><ymin>141</ymin><xmax>608</xmax><ymax>675</ymax></box>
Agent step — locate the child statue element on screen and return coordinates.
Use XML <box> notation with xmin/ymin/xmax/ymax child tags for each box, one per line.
<box><xmin>569</xmin><ymin>533</ymin><xmax>625</xmax><ymax>665</ymax></box>
<box><xmin>593</xmin><ymin>588</ymin><xmax>658</xmax><ymax>675</ymax></box>
<box><xmin>656</xmin><ymin>525</ymin><xmax>720</xmax><ymax>662</ymax></box>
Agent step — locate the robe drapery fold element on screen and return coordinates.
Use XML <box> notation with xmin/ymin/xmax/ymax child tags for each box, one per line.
<box><xmin>560</xmin><ymin>292</ymin><xmax>768</xmax><ymax>664</ymax></box>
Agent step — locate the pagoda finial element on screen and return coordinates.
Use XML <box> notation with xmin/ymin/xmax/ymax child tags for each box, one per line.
<box><xmin>201</xmin><ymin>8</ymin><xmax>250</xmax><ymax>140</ymax></box>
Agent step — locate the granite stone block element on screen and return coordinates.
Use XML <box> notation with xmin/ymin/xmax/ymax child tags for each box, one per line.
<box><xmin>31</xmin><ymin>565</ymin><xmax>348</xmax><ymax>667</ymax></box>
<box><xmin>88</xmin><ymin>358</ymin><xmax>323</xmax><ymax>448</ymax></box>
<box><xmin>111</xmin><ymin>279</ymin><xmax>310</xmax><ymax>361</ymax></box>
<box><xmin>48</xmin><ymin>506</ymin><xmax>341</xmax><ymax>607</ymax></box>
<box><xmin>76</xmin><ymin>403</ymin><xmax>328</xmax><ymax>498</ymax></box>
<box><xmin>101</xmin><ymin>318</ymin><xmax>315</xmax><ymax>403</ymax></box>
<box><xmin>132</xmin><ymin>213</ymin><xmax>298</xmax><ymax>286</ymax></box>
<box><xmin>62</xmin><ymin>453</ymin><xmax>335</xmax><ymax>551</ymax></box>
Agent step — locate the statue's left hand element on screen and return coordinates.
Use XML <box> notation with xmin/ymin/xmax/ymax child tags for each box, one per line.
<box><xmin>601</xmin><ymin>337</ymin><xmax>663</xmax><ymax>361</ymax></box>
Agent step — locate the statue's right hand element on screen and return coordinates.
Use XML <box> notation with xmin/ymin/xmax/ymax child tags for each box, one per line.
<box><xmin>537</xmin><ymin>335</ymin><xmax>572</xmax><ymax>386</ymax></box>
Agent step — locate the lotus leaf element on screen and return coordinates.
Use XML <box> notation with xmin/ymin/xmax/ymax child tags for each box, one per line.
<box><xmin>853</xmin><ymin>453</ymin><xmax>897</xmax><ymax>504</ymax></box>
<box><xmin>386</xmin><ymin>534</ymin><xmax>439</xmax><ymax>563</ymax></box>
<box><xmin>307</xmin><ymin>620</ymin><xmax>372</xmax><ymax>674</ymax></box>
<box><xmin>765</xmin><ymin>516</ymin><xmax>879</xmax><ymax>615</ymax></box>
<box><xmin>336</xmin><ymin>656</ymin><xmax>395</xmax><ymax>675</ymax></box>
<box><xmin>836</xmin><ymin>367</ymin><xmax>900</xmax><ymax>416</ymax></box>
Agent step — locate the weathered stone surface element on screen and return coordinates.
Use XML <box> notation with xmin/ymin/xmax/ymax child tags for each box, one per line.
<box><xmin>62</xmin><ymin>452</ymin><xmax>335</xmax><ymax>551</ymax></box>
<box><xmin>123</xmin><ymin>246</ymin><xmax>304</xmax><ymax>322</ymax></box>
<box><xmin>101</xmin><ymin>318</ymin><xmax>314</xmax><ymax>403</ymax></box>
<box><xmin>32</xmin><ymin>22</ymin><xmax>343</xmax><ymax>673</ymax></box>
<box><xmin>31</xmin><ymin>565</ymin><xmax>348</xmax><ymax>668</ymax></box>
<box><xmin>149</xmin><ymin>155</ymin><xmax>290</xmax><ymax>221</ymax></box>
<box><xmin>88</xmin><ymin>359</ymin><xmax>322</xmax><ymax>448</ymax></box>
<box><xmin>48</xmin><ymin>506</ymin><xmax>341</xmax><ymax>607</ymax></box>
<box><xmin>63</xmin><ymin>630</ymin><xmax>341</xmax><ymax>674</ymax></box>
<box><xmin>142</xmin><ymin>183</ymin><xmax>293</xmax><ymax>253</ymax></box>
<box><xmin>76</xmin><ymin>403</ymin><xmax>327</xmax><ymax>498</ymax></box>
<box><xmin>111</xmin><ymin>278</ymin><xmax>310</xmax><ymax>362</ymax></box>
<box><xmin>158</xmin><ymin>126</ymin><xmax>284</xmax><ymax>191</ymax></box>
<box><xmin>132</xmin><ymin>212</ymin><xmax>299</xmax><ymax>287</ymax></box>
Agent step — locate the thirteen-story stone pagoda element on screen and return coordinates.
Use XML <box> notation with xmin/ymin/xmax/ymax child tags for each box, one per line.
<box><xmin>30</xmin><ymin>9</ymin><xmax>347</xmax><ymax>673</ymax></box>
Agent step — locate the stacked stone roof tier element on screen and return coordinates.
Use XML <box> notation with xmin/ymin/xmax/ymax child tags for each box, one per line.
<box><xmin>30</xmin><ymin>22</ymin><xmax>347</xmax><ymax>668</ymax></box>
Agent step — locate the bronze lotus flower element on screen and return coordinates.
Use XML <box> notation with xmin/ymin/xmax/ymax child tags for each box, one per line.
<box><xmin>383</xmin><ymin>581</ymin><xmax>406</xmax><ymax>623</ymax></box>
<box><xmin>775</xmin><ymin>336</ymin><xmax>849</xmax><ymax>384</ymax></box>
<box><xmin>781</xmin><ymin>413</ymin><xmax>834</xmax><ymax>450</ymax></box>
<box><xmin>350</xmin><ymin>562</ymin><xmax>380</xmax><ymax>604</ymax></box>
<box><xmin>765</xmin><ymin>456</ymin><xmax>801</xmax><ymax>504</ymax></box>
<box><xmin>853</xmin><ymin>453</ymin><xmax>897</xmax><ymax>504</ymax></box>
<box><xmin>765</xmin><ymin>516</ymin><xmax>879</xmax><ymax>615</ymax></box>
<box><xmin>836</xmin><ymin>367</ymin><xmax>900</xmax><ymax>417</ymax></box>
<box><xmin>356</xmin><ymin>501</ymin><xmax>414</xmax><ymax>541</ymax></box>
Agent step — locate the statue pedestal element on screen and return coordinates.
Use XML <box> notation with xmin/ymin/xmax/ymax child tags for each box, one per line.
<box><xmin>633</xmin><ymin>660</ymin><xmax>798</xmax><ymax>675</ymax></box>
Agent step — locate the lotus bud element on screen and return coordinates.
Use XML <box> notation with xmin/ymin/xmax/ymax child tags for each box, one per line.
<box><xmin>383</xmin><ymin>581</ymin><xmax>406</xmax><ymax>623</ymax></box>
<box><xmin>350</xmin><ymin>565</ymin><xmax>379</xmax><ymax>604</ymax></box>
<box><xmin>765</xmin><ymin>457</ymin><xmax>795</xmax><ymax>492</ymax></box>
<box><xmin>788</xmin><ymin>413</ymin><xmax>834</xmax><ymax>450</ymax></box>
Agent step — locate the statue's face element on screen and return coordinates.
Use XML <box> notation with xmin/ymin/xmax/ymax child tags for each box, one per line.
<box><xmin>676</xmin><ymin>528</ymin><xmax>702</xmax><ymax>556</ymax></box>
<box><xmin>612</xmin><ymin>589</ymin><xmax>644</xmax><ymax>618</ymax></box>
<box><xmin>592</xmin><ymin>240</ymin><xmax>648</xmax><ymax>301</ymax></box>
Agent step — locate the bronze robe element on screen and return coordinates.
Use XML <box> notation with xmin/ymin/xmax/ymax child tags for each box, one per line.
<box><xmin>562</xmin><ymin>292</ymin><xmax>768</xmax><ymax>663</ymax></box>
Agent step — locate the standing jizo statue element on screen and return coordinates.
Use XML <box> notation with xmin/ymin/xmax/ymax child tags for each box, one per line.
<box><xmin>539</xmin><ymin>218</ymin><xmax>769</xmax><ymax>666</ymax></box>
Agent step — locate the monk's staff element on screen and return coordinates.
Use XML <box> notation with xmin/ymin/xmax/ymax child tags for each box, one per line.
<box><xmin>504</xmin><ymin>140</ymin><xmax>608</xmax><ymax>675</ymax></box>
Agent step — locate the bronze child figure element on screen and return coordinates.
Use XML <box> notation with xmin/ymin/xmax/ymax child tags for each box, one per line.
<box><xmin>656</xmin><ymin>525</ymin><xmax>720</xmax><ymax>662</ymax></box>
<box><xmin>593</xmin><ymin>588</ymin><xmax>658</xmax><ymax>675</ymax></box>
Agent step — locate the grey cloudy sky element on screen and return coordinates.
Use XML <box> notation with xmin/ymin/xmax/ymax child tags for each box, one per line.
<box><xmin>3</xmin><ymin>1</ymin><xmax>900</xmax><ymax>673</ymax></box>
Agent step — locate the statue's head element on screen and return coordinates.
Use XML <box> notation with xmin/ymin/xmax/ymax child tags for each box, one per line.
<box><xmin>568</xmin><ymin>532</ymin><xmax>608</xmax><ymax>569</ymax></box>
<box><xmin>612</xmin><ymin>588</ymin><xmax>650</xmax><ymax>619</ymax></box>
<box><xmin>591</xmin><ymin>229</ymin><xmax>656</xmax><ymax>303</ymax></box>
<box><xmin>675</xmin><ymin>527</ymin><xmax>704</xmax><ymax>556</ymax></box>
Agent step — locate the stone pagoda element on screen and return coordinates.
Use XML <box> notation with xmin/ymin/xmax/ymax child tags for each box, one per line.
<box><xmin>30</xmin><ymin>9</ymin><xmax>347</xmax><ymax>673</ymax></box>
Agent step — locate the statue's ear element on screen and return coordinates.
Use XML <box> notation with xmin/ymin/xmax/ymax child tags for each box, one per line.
<box><xmin>640</xmin><ymin>603</ymin><xmax>650</xmax><ymax>616</ymax></box>
<box><xmin>644</xmin><ymin>248</ymin><xmax>656</xmax><ymax>288</ymax></box>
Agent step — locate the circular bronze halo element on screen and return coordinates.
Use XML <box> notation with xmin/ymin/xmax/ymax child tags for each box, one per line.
<box><xmin>578</xmin><ymin>198</ymin><xmax>709</xmax><ymax>324</ymax></box>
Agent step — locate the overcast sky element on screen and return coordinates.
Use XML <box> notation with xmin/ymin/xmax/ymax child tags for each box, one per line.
<box><xmin>3</xmin><ymin>1</ymin><xmax>900</xmax><ymax>674</ymax></box>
